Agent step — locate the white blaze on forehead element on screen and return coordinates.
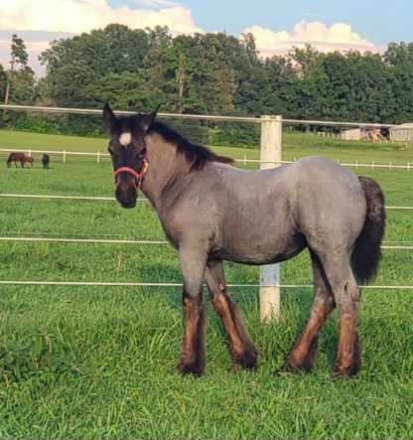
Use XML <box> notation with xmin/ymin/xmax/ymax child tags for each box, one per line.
<box><xmin>119</xmin><ymin>132</ymin><xmax>132</xmax><ymax>147</ymax></box>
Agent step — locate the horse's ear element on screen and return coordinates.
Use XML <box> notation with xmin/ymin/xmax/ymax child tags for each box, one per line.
<box><xmin>103</xmin><ymin>103</ymin><xmax>117</xmax><ymax>131</ymax></box>
<box><xmin>140</xmin><ymin>105</ymin><xmax>160</xmax><ymax>132</ymax></box>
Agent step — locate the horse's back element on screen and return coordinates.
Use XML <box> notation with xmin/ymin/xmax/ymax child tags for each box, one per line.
<box><xmin>289</xmin><ymin>156</ymin><xmax>365</xmax><ymax>207</ymax></box>
<box><xmin>213</xmin><ymin>156</ymin><xmax>367</xmax><ymax>255</ymax></box>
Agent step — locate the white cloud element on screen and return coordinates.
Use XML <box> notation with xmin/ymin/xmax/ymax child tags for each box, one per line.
<box><xmin>131</xmin><ymin>0</ymin><xmax>178</xmax><ymax>8</ymax></box>
<box><xmin>0</xmin><ymin>0</ymin><xmax>202</xmax><ymax>35</ymax></box>
<box><xmin>244</xmin><ymin>21</ymin><xmax>379</xmax><ymax>58</ymax></box>
<box><xmin>0</xmin><ymin>0</ymin><xmax>202</xmax><ymax>75</ymax></box>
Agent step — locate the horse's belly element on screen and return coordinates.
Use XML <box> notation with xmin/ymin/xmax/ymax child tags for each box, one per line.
<box><xmin>212</xmin><ymin>233</ymin><xmax>306</xmax><ymax>265</ymax></box>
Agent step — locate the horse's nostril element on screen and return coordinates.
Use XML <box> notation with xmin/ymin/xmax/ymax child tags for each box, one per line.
<box><xmin>126</xmin><ymin>186</ymin><xmax>137</xmax><ymax>200</ymax></box>
<box><xmin>115</xmin><ymin>185</ymin><xmax>137</xmax><ymax>207</ymax></box>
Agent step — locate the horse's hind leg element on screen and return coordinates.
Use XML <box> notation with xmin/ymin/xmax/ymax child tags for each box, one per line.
<box><xmin>205</xmin><ymin>260</ymin><xmax>258</xmax><ymax>371</ymax></box>
<box><xmin>282</xmin><ymin>251</ymin><xmax>335</xmax><ymax>373</ymax></box>
<box><xmin>315</xmin><ymin>251</ymin><xmax>362</xmax><ymax>378</ymax></box>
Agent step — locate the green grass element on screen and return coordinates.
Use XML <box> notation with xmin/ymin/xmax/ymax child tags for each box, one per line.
<box><xmin>0</xmin><ymin>130</ymin><xmax>413</xmax><ymax>439</ymax></box>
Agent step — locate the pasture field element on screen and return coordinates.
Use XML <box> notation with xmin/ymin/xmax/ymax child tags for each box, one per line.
<box><xmin>1</xmin><ymin>127</ymin><xmax>412</xmax><ymax>165</ymax></box>
<box><xmin>0</xmin><ymin>129</ymin><xmax>413</xmax><ymax>439</ymax></box>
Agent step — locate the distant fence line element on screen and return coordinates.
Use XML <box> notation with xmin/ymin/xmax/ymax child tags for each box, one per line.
<box><xmin>1</xmin><ymin>148</ymin><xmax>411</xmax><ymax>170</ymax></box>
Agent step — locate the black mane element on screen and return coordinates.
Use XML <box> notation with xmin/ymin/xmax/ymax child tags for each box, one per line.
<box><xmin>148</xmin><ymin>121</ymin><xmax>234</xmax><ymax>170</ymax></box>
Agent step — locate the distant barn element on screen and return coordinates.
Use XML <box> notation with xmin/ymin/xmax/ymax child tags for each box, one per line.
<box><xmin>340</xmin><ymin>128</ymin><xmax>361</xmax><ymax>141</ymax></box>
<box><xmin>390</xmin><ymin>123</ymin><xmax>413</xmax><ymax>142</ymax></box>
<box><xmin>340</xmin><ymin>127</ymin><xmax>386</xmax><ymax>142</ymax></box>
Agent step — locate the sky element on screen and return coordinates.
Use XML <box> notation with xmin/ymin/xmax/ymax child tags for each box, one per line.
<box><xmin>0</xmin><ymin>0</ymin><xmax>411</xmax><ymax>75</ymax></box>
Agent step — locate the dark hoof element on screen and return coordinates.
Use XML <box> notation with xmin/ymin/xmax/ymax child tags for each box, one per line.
<box><xmin>177</xmin><ymin>361</ymin><xmax>204</xmax><ymax>377</ymax></box>
<box><xmin>234</xmin><ymin>349</ymin><xmax>258</xmax><ymax>371</ymax></box>
<box><xmin>332</xmin><ymin>365</ymin><xmax>360</xmax><ymax>380</ymax></box>
<box><xmin>279</xmin><ymin>337</ymin><xmax>319</xmax><ymax>376</ymax></box>
<box><xmin>333</xmin><ymin>336</ymin><xmax>361</xmax><ymax>380</ymax></box>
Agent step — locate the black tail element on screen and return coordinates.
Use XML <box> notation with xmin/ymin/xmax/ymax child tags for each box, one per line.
<box><xmin>351</xmin><ymin>177</ymin><xmax>386</xmax><ymax>284</ymax></box>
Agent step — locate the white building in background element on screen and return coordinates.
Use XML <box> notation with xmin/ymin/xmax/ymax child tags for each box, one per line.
<box><xmin>340</xmin><ymin>127</ymin><xmax>385</xmax><ymax>142</ymax></box>
<box><xmin>390</xmin><ymin>123</ymin><xmax>413</xmax><ymax>142</ymax></box>
<box><xmin>340</xmin><ymin>128</ymin><xmax>361</xmax><ymax>141</ymax></box>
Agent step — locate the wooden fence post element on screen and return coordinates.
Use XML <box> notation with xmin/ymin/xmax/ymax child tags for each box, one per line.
<box><xmin>259</xmin><ymin>115</ymin><xmax>282</xmax><ymax>322</ymax></box>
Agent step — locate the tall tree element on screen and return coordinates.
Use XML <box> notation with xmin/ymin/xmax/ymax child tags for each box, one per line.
<box><xmin>4</xmin><ymin>34</ymin><xmax>35</xmax><ymax>105</ymax></box>
<box><xmin>384</xmin><ymin>43</ymin><xmax>413</xmax><ymax>122</ymax></box>
<box><xmin>0</xmin><ymin>64</ymin><xmax>7</xmax><ymax>102</ymax></box>
<box><xmin>11</xmin><ymin>34</ymin><xmax>29</xmax><ymax>66</ymax></box>
<box><xmin>40</xmin><ymin>24</ymin><xmax>150</xmax><ymax>107</ymax></box>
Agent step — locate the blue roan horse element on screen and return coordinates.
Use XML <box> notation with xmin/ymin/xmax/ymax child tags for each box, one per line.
<box><xmin>103</xmin><ymin>104</ymin><xmax>386</xmax><ymax>379</ymax></box>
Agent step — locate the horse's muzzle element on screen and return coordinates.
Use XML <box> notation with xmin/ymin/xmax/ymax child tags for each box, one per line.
<box><xmin>115</xmin><ymin>184</ymin><xmax>138</xmax><ymax>209</ymax></box>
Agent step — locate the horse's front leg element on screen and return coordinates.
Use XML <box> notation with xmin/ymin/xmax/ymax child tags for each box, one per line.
<box><xmin>177</xmin><ymin>246</ymin><xmax>207</xmax><ymax>377</ymax></box>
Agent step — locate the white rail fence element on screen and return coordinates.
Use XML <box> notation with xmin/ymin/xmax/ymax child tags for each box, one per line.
<box><xmin>1</xmin><ymin>147</ymin><xmax>412</xmax><ymax>170</ymax></box>
<box><xmin>1</xmin><ymin>105</ymin><xmax>412</xmax><ymax>319</ymax></box>
<box><xmin>1</xmin><ymin>281</ymin><xmax>412</xmax><ymax>290</ymax></box>
<box><xmin>0</xmin><ymin>104</ymin><xmax>398</xmax><ymax>127</ymax></box>
<box><xmin>0</xmin><ymin>193</ymin><xmax>412</xmax><ymax>211</ymax></box>
<box><xmin>0</xmin><ymin>235</ymin><xmax>412</xmax><ymax>250</ymax></box>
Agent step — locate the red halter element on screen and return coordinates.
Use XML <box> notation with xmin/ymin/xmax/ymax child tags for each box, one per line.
<box><xmin>113</xmin><ymin>149</ymin><xmax>149</xmax><ymax>189</ymax></box>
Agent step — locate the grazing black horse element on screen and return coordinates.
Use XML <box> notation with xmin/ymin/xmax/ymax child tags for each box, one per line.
<box><xmin>7</xmin><ymin>152</ymin><xmax>33</xmax><ymax>168</ymax></box>
<box><xmin>103</xmin><ymin>104</ymin><xmax>386</xmax><ymax>379</ymax></box>
<box><xmin>42</xmin><ymin>154</ymin><xmax>50</xmax><ymax>169</ymax></box>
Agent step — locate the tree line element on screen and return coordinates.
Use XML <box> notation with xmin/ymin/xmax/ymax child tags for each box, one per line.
<box><xmin>1</xmin><ymin>25</ymin><xmax>413</xmax><ymax>143</ymax></box>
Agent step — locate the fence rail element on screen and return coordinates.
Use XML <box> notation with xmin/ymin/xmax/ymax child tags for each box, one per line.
<box><xmin>2</xmin><ymin>148</ymin><xmax>411</xmax><ymax>170</ymax></box>
<box><xmin>1</xmin><ymin>280</ymin><xmax>412</xmax><ymax>290</ymax></box>
<box><xmin>0</xmin><ymin>104</ymin><xmax>398</xmax><ymax>128</ymax></box>
<box><xmin>0</xmin><ymin>104</ymin><xmax>261</xmax><ymax>123</ymax></box>
<box><xmin>0</xmin><ymin>235</ymin><xmax>412</xmax><ymax>250</ymax></box>
<box><xmin>0</xmin><ymin>193</ymin><xmax>412</xmax><ymax>211</ymax></box>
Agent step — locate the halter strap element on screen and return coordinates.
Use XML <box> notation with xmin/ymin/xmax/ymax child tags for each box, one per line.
<box><xmin>113</xmin><ymin>149</ymin><xmax>149</xmax><ymax>189</ymax></box>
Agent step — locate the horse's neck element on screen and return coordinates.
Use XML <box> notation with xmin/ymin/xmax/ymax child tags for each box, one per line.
<box><xmin>141</xmin><ymin>135</ymin><xmax>190</xmax><ymax>211</ymax></box>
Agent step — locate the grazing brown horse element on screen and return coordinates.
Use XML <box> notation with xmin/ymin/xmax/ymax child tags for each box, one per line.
<box><xmin>23</xmin><ymin>156</ymin><xmax>34</xmax><ymax>167</ymax></box>
<box><xmin>103</xmin><ymin>103</ymin><xmax>386</xmax><ymax>379</ymax></box>
<box><xmin>7</xmin><ymin>152</ymin><xmax>33</xmax><ymax>168</ymax></box>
